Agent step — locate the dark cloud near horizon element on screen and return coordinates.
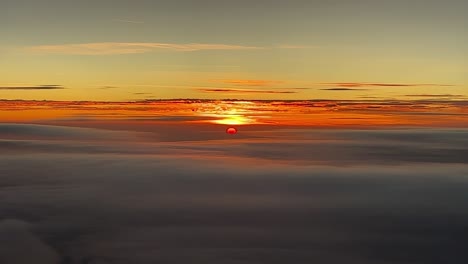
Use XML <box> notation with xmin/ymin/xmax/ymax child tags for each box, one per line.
<box><xmin>320</xmin><ymin>88</ymin><xmax>368</xmax><ymax>91</ymax></box>
<box><xmin>404</xmin><ymin>94</ymin><xmax>467</xmax><ymax>98</ymax></box>
<box><xmin>2</xmin><ymin>124</ymin><xmax>468</xmax><ymax>263</ymax></box>
<box><xmin>0</xmin><ymin>85</ymin><xmax>65</xmax><ymax>90</ymax></box>
<box><xmin>3</xmin><ymin>124</ymin><xmax>468</xmax><ymax>164</ymax></box>
<box><xmin>322</xmin><ymin>82</ymin><xmax>454</xmax><ymax>88</ymax></box>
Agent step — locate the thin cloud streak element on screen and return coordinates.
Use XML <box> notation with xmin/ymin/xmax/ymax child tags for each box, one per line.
<box><xmin>212</xmin><ymin>79</ymin><xmax>285</xmax><ymax>86</ymax></box>
<box><xmin>133</xmin><ymin>92</ymin><xmax>153</xmax><ymax>95</ymax></box>
<box><xmin>320</xmin><ymin>88</ymin><xmax>368</xmax><ymax>91</ymax></box>
<box><xmin>98</xmin><ymin>86</ymin><xmax>119</xmax><ymax>90</ymax></box>
<box><xmin>24</xmin><ymin>43</ymin><xmax>318</xmax><ymax>55</ymax></box>
<box><xmin>199</xmin><ymin>88</ymin><xmax>297</xmax><ymax>94</ymax></box>
<box><xmin>404</xmin><ymin>94</ymin><xmax>466</xmax><ymax>98</ymax></box>
<box><xmin>112</xmin><ymin>19</ymin><xmax>145</xmax><ymax>24</ymax></box>
<box><xmin>276</xmin><ymin>44</ymin><xmax>318</xmax><ymax>49</ymax></box>
<box><xmin>321</xmin><ymin>82</ymin><xmax>454</xmax><ymax>88</ymax></box>
<box><xmin>0</xmin><ymin>85</ymin><xmax>65</xmax><ymax>90</ymax></box>
<box><xmin>26</xmin><ymin>42</ymin><xmax>263</xmax><ymax>55</ymax></box>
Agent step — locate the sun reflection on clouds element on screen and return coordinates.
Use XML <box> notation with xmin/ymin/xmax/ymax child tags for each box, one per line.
<box><xmin>211</xmin><ymin>115</ymin><xmax>256</xmax><ymax>125</ymax></box>
<box><xmin>195</xmin><ymin>101</ymin><xmax>261</xmax><ymax>125</ymax></box>
<box><xmin>1</xmin><ymin>99</ymin><xmax>468</xmax><ymax>128</ymax></box>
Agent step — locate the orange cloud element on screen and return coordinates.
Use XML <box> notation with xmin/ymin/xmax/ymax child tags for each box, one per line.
<box><xmin>199</xmin><ymin>88</ymin><xmax>296</xmax><ymax>94</ymax></box>
<box><xmin>213</xmin><ymin>79</ymin><xmax>284</xmax><ymax>86</ymax></box>
<box><xmin>1</xmin><ymin>99</ymin><xmax>468</xmax><ymax>128</ymax></box>
<box><xmin>404</xmin><ymin>94</ymin><xmax>467</xmax><ymax>98</ymax></box>
<box><xmin>320</xmin><ymin>88</ymin><xmax>368</xmax><ymax>91</ymax></box>
<box><xmin>321</xmin><ymin>82</ymin><xmax>454</xmax><ymax>88</ymax></box>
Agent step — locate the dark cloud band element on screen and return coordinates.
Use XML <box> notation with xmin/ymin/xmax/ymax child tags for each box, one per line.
<box><xmin>0</xmin><ymin>85</ymin><xmax>65</xmax><ymax>90</ymax></box>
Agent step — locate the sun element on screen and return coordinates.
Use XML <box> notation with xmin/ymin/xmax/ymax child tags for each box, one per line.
<box><xmin>226</xmin><ymin>127</ymin><xmax>238</xmax><ymax>134</ymax></box>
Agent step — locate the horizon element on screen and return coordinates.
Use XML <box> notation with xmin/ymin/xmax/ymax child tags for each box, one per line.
<box><xmin>2</xmin><ymin>98</ymin><xmax>468</xmax><ymax>127</ymax></box>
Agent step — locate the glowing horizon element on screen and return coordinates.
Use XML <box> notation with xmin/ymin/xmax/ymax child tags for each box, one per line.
<box><xmin>1</xmin><ymin>99</ymin><xmax>467</xmax><ymax>128</ymax></box>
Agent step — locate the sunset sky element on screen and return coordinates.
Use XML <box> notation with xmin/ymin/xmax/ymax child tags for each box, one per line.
<box><xmin>2</xmin><ymin>0</ymin><xmax>468</xmax><ymax>101</ymax></box>
<box><xmin>3</xmin><ymin>2</ymin><xmax>468</xmax><ymax>263</ymax></box>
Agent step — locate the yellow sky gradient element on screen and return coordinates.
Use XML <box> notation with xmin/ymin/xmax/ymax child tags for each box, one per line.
<box><xmin>2</xmin><ymin>1</ymin><xmax>467</xmax><ymax>101</ymax></box>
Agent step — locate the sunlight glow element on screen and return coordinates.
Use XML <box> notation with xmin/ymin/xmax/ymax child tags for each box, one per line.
<box><xmin>1</xmin><ymin>99</ymin><xmax>468</xmax><ymax>128</ymax></box>
<box><xmin>212</xmin><ymin>115</ymin><xmax>255</xmax><ymax>125</ymax></box>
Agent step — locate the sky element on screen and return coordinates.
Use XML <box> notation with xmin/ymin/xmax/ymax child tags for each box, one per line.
<box><xmin>2</xmin><ymin>0</ymin><xmax>468</xmax><ymax>101</ymax></box>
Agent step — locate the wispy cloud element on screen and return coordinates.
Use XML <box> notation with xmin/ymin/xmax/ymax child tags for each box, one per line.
<box><xmin>98</xmin><ymin>86</ymin><xmax>119</xmax><ymax>90</ymax></box>
<box><xmin>320</xmin><ymin>88</ymin><xmax>368</xmax><ymax>91</ymax></box>
<box><xmin>321</xmin><ymin>82</ymin><xmax>454</xmax><ymax>88</ymax></box>
<box><xmin>112</xmin><ymin>19</ymin><xmax>145</xmax><ymax>24</ymax></box>
<box><xmin>26</xmin><ymin>42</ymin><xmax>262</xmax><ymax>55</ymax></box>
<box><xmin>276</xmin><ymin>45</ymin><xmax>317</xmax><ymax>49</ymax></box>
<box><xmin>0</xmin><ymin>85</ymin><xmax>65</xmax><ymax>90</ymax></box>
<box><xmin>404</xmin><ymin>94</ymin><xmax>467</xmax><ymax>98</ymax></box>
<box><xmin>199</xmin><ymin>88</ymin><xmax>297</xmax><ymax>94</ymax></box>
<box><xmin>212</xmin><ymin>79</ymin><xmax>284</xmax><ymax>86</ymax></box>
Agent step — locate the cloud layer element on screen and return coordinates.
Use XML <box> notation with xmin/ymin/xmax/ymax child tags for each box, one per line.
<box><xmin>1</xmin><ymin>123</ymin><xmax>468</xmax><ymax>263</ymax></box>
<box><xmin>2</xmin><ymin>99</ymin><xmax>467</xmax><ymax>127</ymax></box>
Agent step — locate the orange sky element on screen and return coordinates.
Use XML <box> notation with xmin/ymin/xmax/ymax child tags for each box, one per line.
<box><xmin>1</xmin><ymin>99</ymin><xmax>467</xmax><ymax>128</ymax></box>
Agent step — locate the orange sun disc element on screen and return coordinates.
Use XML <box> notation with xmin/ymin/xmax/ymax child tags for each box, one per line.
<box><xmin>226</xmin><ymin>127</ymin><xmax>237</xmax><ymax>134</ymax></box>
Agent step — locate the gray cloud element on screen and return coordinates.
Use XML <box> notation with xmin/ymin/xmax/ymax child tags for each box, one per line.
<box><xmin>3</xmin><ymin>124</ymin><xmax>468</xmax><ymax>164</ymax></box>
<box><xmin>0</xmin><ymin>123</ymin><xmax>144</xmax><ymax>141</ymax></box>
<box><xmin>0</xmin><ymin>219</ymin><xmax>60</xmax><ymax>264</ymax></box>
<box><xmin>1</xmin><ymin>124</ymin><xmax>468</xmax><ymax>263</ymax></box>
<box><xmin>0</xmin><ymin>85</ymin><xmax>65</xmax><ymax>90</ymax></box>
